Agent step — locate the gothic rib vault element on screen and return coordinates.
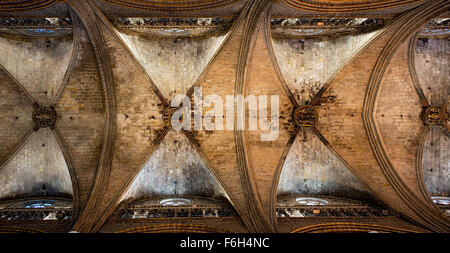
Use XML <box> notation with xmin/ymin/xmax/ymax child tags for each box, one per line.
<box><xmin>0</xmin><ymin>0</ymin><xmax>448</xmax><ymax>233</ymax></box>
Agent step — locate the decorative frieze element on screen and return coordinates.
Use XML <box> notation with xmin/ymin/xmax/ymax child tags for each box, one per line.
<box><xmin>111</xmin><ymin>17</ymin><xmax>233</xmax><ymax>38</ymax></box>
<box><xmin>271</xmin><ymin>18</ymin><xmax>385</xmax><ymax>38</ymax></box>
<box><xmin>276</xmin><ymin>195</ymin><xmax>393</xmax><ymax>218</ymax></box>
<box><xmin>277</xmin><ymin>206</ymin><xmax>392</xmax><ymax>218</ymax></box>
<box><xmin>112</xmin><ymin>17</ymin><xmax>232</xmax><ymax>27</ymax></box>
<box><xmin>0</xmin><ymin>17</ymin><xmax>72</xmax><ymax>27</ymax></box>
<box><xmin>0</xmin><ymin>208</ymin><xmax>73</xmax><ymax>221</ymax></box>
<box><xmin>118</xmin><ymin>206</ymin><xmax>237</xmax><ymax>219</ymax></box>
<box><xmin>0</xmin><ymin>17</ymin><xmax>72</xmax><ymax>37</ymax></box>
<box><xmin>116</xmin><ymin>197</ymin><xmax>237</xmax><ymax>219</ymax></box>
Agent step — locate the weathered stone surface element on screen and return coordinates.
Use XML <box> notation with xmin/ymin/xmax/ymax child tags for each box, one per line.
<box><xmin>1</xmin><ymin>1</ymin><xmax>449</xmax><ymax>234</ymax></box>
<box><xmin>121</xmin><ymin>130</ymin><xmax>227</xmax><ymax>202</ymax></box>
<box><xmin>415</xmin><ymin>37</ymin><xmax>450</xmax><ymax>105</ymax></box>
<box><xmin>100</xmin><ymin>24</ymin><xmax>165</xmax><ymax>209</ymax></box>
<box><xmin>55</xmin><ymin>24</ymin><xmax>105</xmax><ymax>209</ymax></box>
<box><xmin>271</xmin><ymin>31</ymin><xmax>379</xmax><ymax>105</ymax></box>
<box><xmin>0</xmin><ymin>128</ymin><xmax>73</xmax><ymax>200</ymax></box>
<box><xmin>0</xmin><ymin>34</ymin><xmax>73</xmax><ymax>105</ymax></box>
<box><xmin>375</xmin><ymin>38</ymin><xmax>428</xmax><ymax>204</ymax></box>
<box><xmin>192</xmin><ymin>21</ymin><xmax>249</xmax><ymax>218</ymax></box>
<box><xmin>0</xmin><ymin>71</ymin><xmax>34</xmax><ymax>165</ymax></box>
<box><xmin>278</xmin><ymin>132</ymin><xmax>377</xmax><ymax>202</ymax></box>
<box><xmin>315</xmin><ymin>27</ymin><xmax>420</xmax><ymax>218</ymax></box>
<box><xmin>244</xmin><ymin>14</ymin><xmax>294</xmax><ymax>218</ymax></box>
<box><xmin>118</xmin><ymin>30</ymin><xmax>227</xmax><ymax>101</ymax></box>
<box><xmin>423</xmin><ymin>127</ymin><xmax>449</xmax><ymax>196</ymax></box>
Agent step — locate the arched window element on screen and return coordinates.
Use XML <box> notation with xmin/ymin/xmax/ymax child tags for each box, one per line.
<box><xmin>23</xmin><ymin>200</ymin><xmax>55</xmax><ymax>208</ymax></box>
<box><xmin>160</xmin><ymin>198</ymin><xmax>191</xmax><ymax>206</ymax></box>
<box><xmin>295</xmin><ymin>197</ymin><xmax>328</xmax><ymax>206</ymax></box>
<box><xmin>431</xmin><ymin>196</ymin><xmax>450</xmax><ymax>206</ymax></box>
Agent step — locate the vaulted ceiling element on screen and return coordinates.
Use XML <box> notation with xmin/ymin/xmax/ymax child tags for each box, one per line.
<box><xmin>0</xmin><ymin>0</ymin><xmax>448</xmax><ymax>233</ymax></box>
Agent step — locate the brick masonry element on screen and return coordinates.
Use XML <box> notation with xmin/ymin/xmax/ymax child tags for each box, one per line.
<box><xmin>415</xmin><ymin>36</ymin><xmax>449</xmax><ymax>198</ymax></box>
<box><xmin>0</xmin><ymin>34</ymin><xmax>73</xmax><ymax>105</ymax></box>
<box><xmin>277</xmin><ymin>216</ymin><xmax>430</xmax><ymax>233</ymax></box>
<box><xmin>97</xmin><ymin>23</ymin><xmax>166</xmax><ymax>213</ymax></box>
<box><xmin>244</xmin><ymin>14</ymin><xmax>295</xmax><ymax>218</ymax></box>
<box><xmin>314</xmin><ymin>27</ymin><xmax>422</xmax><ymax>219</ymax></box>
<box><xmin>423</xmin><ymin>127</ymin><xmax>449</xmax><ymax>195</ymax></box>
<box><xmin>55</xmin><ymin>23</ymin><xmax>106</xmax><ymax>210</ymax></box>
<box><xmin>0</xmin><ymin>128</ymin><xmax>73</xmax><ymax>200</ymax></box>
<box><xmin>375</xmin><ymin>36</ymin><xmax>429</xmax><ymax>205</ymax></box>
<box><xmin>119</xmin><ymin>29</ymin><xmax>227</xmax><ymax>102</ymax></box>
<box><xmin>415</xmin><ymin>37</ymin><xmax>450</xmax><ymax>105</ymax></box>
<box><xmin>272</xmin><ymin>30</ymin><xmax>379</xmax><ymax>105</ymax></box>
<box><xmin>191</xmin><ymin>21</ymin><xmax>251</xmax><ymax>219</ymax></box>
<box><xmin>0</xmin><ymin>71</ymin><xmax>34</xmax><ymax>165</ymax></box>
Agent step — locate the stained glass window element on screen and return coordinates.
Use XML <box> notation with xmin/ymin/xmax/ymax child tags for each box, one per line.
<box><xmin>160</xmin><ymin>198</ymin><xmax>191</xmax><ymax>206</ymax></box>
<box><xmin>295</xmin><ymin>197</ymin><xmax>328</xmax><ymax>206</ymax></box>
<box><xmin>431</xmin><ymin>196</ymin><xmax>450</xmax><ymax>206</ymax></box>
<box><xmin>23</xmin><ymin>200</ymin><xmax>55</xmax><ymax>208</ymax></box>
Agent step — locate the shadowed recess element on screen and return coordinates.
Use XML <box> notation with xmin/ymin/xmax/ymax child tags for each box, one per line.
<box><xmin>422</xmin><ymin>127</ymin><xmax>449</xmax><ymax>196</ymax></box>
<box><xmin>118</xmin><ymin>29</ymin><xmax>228</xmax><ymax>102</ymax></box>
<box><xmin>277</xmin><ymin>131</ymin><xmax>380</xmax><ymax>204</ymax></box>
<box><xmin>0</xmin><ymin>33</ymin><xmax>73</xmax><ymax>105</ymax></box>
<box><xmin>120</xmin><ymin>130</ymin><xmax>228</xmax><ymax>202</ymax></box>
<box><xmin>0</xmin><ymin>128</ymin><xmax>73</xmax><ymax>200</ymax></box>
<box><xmin>415</xmin><ymin>36</ymin><xmax>450</xmax><ymax>105</ymax></box>
<box><xmin>282</xmin><ymin>0</ymin><xmax>423</xmax><ymax>12</ymax></box>
<box><xmin>0</xmin><ymin>71</ymin><xmax>34</xmax><ymax>165</ymax></box>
